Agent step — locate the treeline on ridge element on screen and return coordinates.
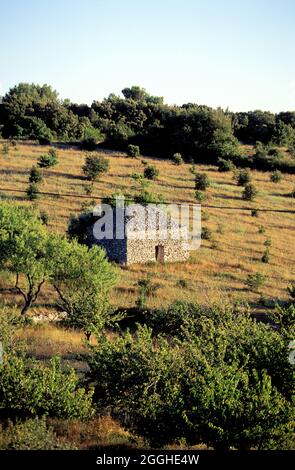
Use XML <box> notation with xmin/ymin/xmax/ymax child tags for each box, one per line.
<box><xmin>1</xmin><ymin>83</ymin><xmax>295</xmax><ymax>172</ymax></box>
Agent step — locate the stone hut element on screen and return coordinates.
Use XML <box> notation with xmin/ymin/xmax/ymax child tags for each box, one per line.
<box><xmin>89</xmin><ymin>204</ymin><xmax>189</xmax><ymax>265</ymax></box>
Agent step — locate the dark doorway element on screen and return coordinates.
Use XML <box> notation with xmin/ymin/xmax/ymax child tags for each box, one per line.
<box><xmin>155</xmin><ymin>245</ymin><xmax>164</xmax><ymax>262</ymax></box>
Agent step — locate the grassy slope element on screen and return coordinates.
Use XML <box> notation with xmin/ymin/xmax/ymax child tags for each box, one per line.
<box><xmin>1</xmin><ymin>140</ymin><xmax>295</xmax><ymax>316</ymax></box>
<box><xmin>1</xmin><ymin>140</ymin><xmax>295</xmax><ymax>449</ymax></box>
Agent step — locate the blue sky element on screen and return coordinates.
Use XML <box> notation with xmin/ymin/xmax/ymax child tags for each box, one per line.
<box><xmin>0</xmin><ymin>0</ymin><xmax>294</xmax><ymax>111</ymax></box>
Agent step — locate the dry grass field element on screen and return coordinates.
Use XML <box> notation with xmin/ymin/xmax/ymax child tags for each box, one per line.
<box><xmin>1</xmin><ymin>139</ymin><xmax>294</xmax><ymax>449</ymax></box>
<box><xmin>1</xmin><ymin>139</ymin><xmax>295</xmax><ymax>320</ymax></box>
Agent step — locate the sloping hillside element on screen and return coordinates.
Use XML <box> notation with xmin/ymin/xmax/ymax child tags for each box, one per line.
<box><xmin>1</xmin><ymin>140</ymin><xmax>295</xmax><ymax>315</ymax></box>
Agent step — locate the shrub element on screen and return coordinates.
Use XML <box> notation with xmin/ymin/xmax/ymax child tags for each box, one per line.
<box><xmin>236</xmin><ymin>169</ymin><xmax>251</xmax><ymax>186</ymax></box>
<box><xmin>195</xmin><ymin>190</ymin><xmax>205</xmax><ymax>202</ymax></box>
<box><xmin>245</xmin><ymin>272</ymin><xmax>266</xmax><ymax>292</ymax></box>
<box><xmin>134</xmin><ymin>190</ymin><xmax>165</xmax><ymax>205</ymax></box>
<box><xmin>144</xmin><ymin>165</ymin><xmax>159</xmax><ymax>180</ymax></box>
<box><xmin>270</xmin><ymin>170</ymin><xmax>282</xmax><ymax>183</ymax></box>
<box><xmin>135</xmin><ymin>276</ymin><xmax>160</xmax><ymax>309</ymax></box>
<box><xmin>29</xmin><ymin>165</ymin><xmax>43</xmax><ymax>184</ymax></box>
<box><xmin>127</xmin><ymin>144</ymin><xmax>140</xmax><ymax>158</ymax></box>
<box><xmin>251</xmin><ymin>208</ymin><xmax>259</xmax><ymax>217</ymax></box>
<box><xmin>217</xmin><ymin>158</ymin><xmax>235</xmax><ymax>172</ymax></box>
<box><xmin>242</xmin><ymin>183</ymin><xmax>257</xmax><ymax>201</ymax></box>
<box><xmin>0</xmin><ymin>417</ymin><xmax>75</xmax><ymax>450</ymax></box>
<box><xmin>201</xmin><ymin>227</ymin><xmax>212</xmax><ymax>240</ymax></box>
<box><xmin>195</xmin><ymin>172</ymin><xmax>210</xmax><ymax>190</ymax></box>
<box><xmin>26</xmin><ymin>183</ymin><xmax>39</xmax><ymax>200</ymax></box>
<box><xmin>82</xmin><ymin>154</ymin><xmax>109</xmax><ymax>181</ymax></box>
<box><xmin>39</xmin><ymin>210</ymin><xmax>49</xmax><ymax>225</ymax></box>
<box><xmin>264</xmin><ymin>237</ymin><xmax>272</xmax><ymax>247</ymax></box>
<box><xmin>37</xmin><ymin>151</ymin><xmax>58</xmax><ymax>168</ymax></box>
<box><xmin>87</xmin><ymin>305</ymin><xmax>295</xmax><ymax>450</ymax></box>
<box><xmin>258</xmin><ymin>225</ymin><xmax>266</xmax><ymax>234</ymax></box>
<box><xmin>52</xmin><ymin>238</ymin><xmax>117</xmax><ymax>340</ymax></box>
<box><xmin>172</xmin><ymin>153</ymin><xmax>183</xmax><ymax>165</ymax></box>
<box><xmin>0</xmin><ymin>356</ymin><xmax>93</xmax><ymax>419</ymax></box>
<box><xmin>83</xmin><ymin>183</ymin><xmax>94</xmax><ymax>195</ymax></box>
<box><xmin>80</xmin><ymin>127</ymin><xmax>102</xmax><ymax>150</ymax></box>
<box><xmin>261</xmin><ymin>249</ymin><xmax>270</xmax><ymax>264</ymax></box>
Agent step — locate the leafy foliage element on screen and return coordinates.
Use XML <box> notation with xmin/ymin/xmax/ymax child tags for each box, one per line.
<box><xmin>51</xmin><ymin>238</ymin><xmax>117</xmax><ymax>339</ymax></box>
<box><xmin>195</xmin><ymin>172</ymin><xmax>210</xmax><ymax>191</ymax></box>
<box><xmin>0</xmin><ymin>356</ymin><xmax>93</xmax><ymax>419</ymax></box>
<box><xmin>82</xmin><ymin>154</ymin><xmax>109</xmax><ymax>181</ymax></box>
<box><xmin>127</xmin><ymin>144</ymin><xmax>140</xmax><ymax>157</ymax></box>
<box><xmin>86</xmin><ymin>303</ymin><xmax>295</xmax><ymax>449</ymax></box>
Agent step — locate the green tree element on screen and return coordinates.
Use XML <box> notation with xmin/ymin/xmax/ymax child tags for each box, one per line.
<box><xmin>26</xmin><ymin>182</ymin><xmax>40</xmax><ymax>200</ymax></box>
<box><xmin>37</xmin><ymin>149</ymin><xmax>58</xmax><ymax>168</ymax></box>
<box><xmin>127</xmin><ymin>144</ymin><xmax>140</xmax><ymax>157</ymax></box>
<box><xmin>236</xmin><ymin>169</ymin><xmax>251</xmax><ymax>186</ymax></box>
<box><xmin>172</xmin><ymin>153</ymin><xmax>183</xmax><ymax>165</ymax></box>
<box><xmin>29</xmin><ymin>165</ymin><xmax>43</xmax><ymax>184</ymax></box>
<box><xmin>195</xmin><ymin>172</ymin><xmax>210</xmax><ymax>190</ymax></box>
<box><xmin>82</xmin><ymin>154</ymin><xmax>109</xmax><ymax>181</ymax></box>
<box><xmin>87</xmin><ymin>304</ymin><xmax>294</xmax><ymax>449</ymax></box>
<box><xmin>242</xmin><ymin>183</ymin><xmax>257</xmax><ymax>201</ymax></box>
<box><xmin>52</xmin><ymin>238</ymin><xmax>117</xmax><ymax>340</ymax></box>
<box><xmin>144</xmin><ymin>165</ymin><xmax>159</xmax><ymax>180</ymax></box>
<box><xmin>245</xmin><ymin>272</ymin><xmax>266</xmax><ymax>292</ymax></box>
<box><xmin>0</xmin><ymin>355</ymin><xmax>93</xmax><ymax>419</ymax></box>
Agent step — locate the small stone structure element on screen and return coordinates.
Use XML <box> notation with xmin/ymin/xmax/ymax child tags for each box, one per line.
<box><xmin>89</xmin><ymin>204</ymin><xmax>189</xmax><ymax>265</ymax></box>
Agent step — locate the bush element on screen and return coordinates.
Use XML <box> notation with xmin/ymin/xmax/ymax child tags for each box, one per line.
<box><xmin>26</xmin><ymin>183</ymin><xmax>39</xmax><ymax>200</ymax></box>
<box><xmin>261</xmin><ymin>249</ymin><xmax>270</xmax><ymax>263</ymax></box>
<box><xmin>82</xmin><ymin>154</ymin><xmax>109</xmax><ymax>181</ymax></box>
<box><xmin>0</xmin><ymin>417</ymin><xmax>75</xmax><ymax>450</ymax></box>
<box><xmin>37</xmin><ymin>150</ymin><xmax>58</xmax><ymax>168</ymax></box>
<box><xmin>133</xmin><ymin>190</ymin><xmax>165</xmax><ymax>205</ymax></box>
<box><xmin>217</xmin><ymin>158</ymin><xmax>235</xmax><ymax>172</ymax></box>
<box><xmin>144</xmin><ymin>165</ymin><xmax>159</xmax><ymax>180</ymax></box>
<box><xmin>172</xmin><ymin>153</ymin><xmax>183</xmax><ymax>165</ymax></box>
<box><xmin>135</xmin><ymin>276</ymin><xmax>160</xmax><ymax>309</ymax></box>
<box><xmin>270</xmin><ymin>170</ymin><xmax>282</xmax><ymax>183</ymax></box>
<box><xmin>87</xmin><ymin>305</ymin><xmax>295</xmax><ymax>449</ymax></box>
<box><xmin>242</xmin><ymin>183</ymin><xmax>257</xmax><ymax>201</ymax></box>
<box><xmin>236</xmin><ymin>169</ymin><xmax>251</xmax><ymax>186</ymax></box>
<box><xmin>127</xmin><ymin>144</ymin><xmax>140</xmax><ymax>158</ymax></box>
<box><xmin>201</xmin><ymin>227</ymin><xmax>212</xmax><ymax>240</ymax></box>
<box><xmin>29</xmin><ymin>165</ymin><xmax>43</xmax><ymax>184</ymax></box>
<box><xmin>251</xmin><ymin>208</ymin><xmax>259</xmax><ymax>217</ymax></box>
<box><xmin>264</xmin><ymin>237</ymin><xmax>272</xmax><ymax>247</ymax></box>
<box><xmin>195</xmin><ymin>190</ymin><xmax>205</xmax><ymax>202</ymax></box>
<box><xmin>245</xmin><ymin>272</ymin><xmax>266</xmax><ymax>292</ymax></box>
<box><xmin>39</xmin><ymin>210</ymin><xmax>49</xmax><ymax>225</ymax></box>
<box><xmin>80</xmin><ymin>127</ymin><xmax>102</xmax><ymax>150</ymax></box>
<box><xmin>52</xmin><ymin>238</ymin><xmax>117</xmax><ymax>340</ymax></box>
<box><xmin>195</xmin><ymin>172</ymin><xmax>210</xmax><ymax>191</ymax></box>
<box><xmin>0</xmin><ymin>355</ymin><xmax>93</xmax><ymax>419</ymax></box>
<box><xmin>258</xmin><ymin>225</ymin><xmax>266</xmax><ymax>234</ymax></box>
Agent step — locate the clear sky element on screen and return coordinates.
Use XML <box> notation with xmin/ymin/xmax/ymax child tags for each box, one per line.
<box><xmin>0</xmin><ymin>0</ymin><xmax>294</xmax><ymax>111</ymax></box>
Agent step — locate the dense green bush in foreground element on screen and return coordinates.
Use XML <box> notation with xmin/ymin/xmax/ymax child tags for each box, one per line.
<box><xmin>87</xmin><ymin>302</ymin><xmax>295</xmax><ymax>449</ymax></box>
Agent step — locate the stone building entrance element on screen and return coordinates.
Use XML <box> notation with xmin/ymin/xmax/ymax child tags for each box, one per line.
<box><xmin>155</xmin><ymin>245</ymin><xmax>164</xmax><ymax>262</ymax></box>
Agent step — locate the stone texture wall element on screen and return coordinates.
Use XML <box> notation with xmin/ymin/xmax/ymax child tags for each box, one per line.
<box><xmin>126</xmin><ymin>238</ymin><xmax>189</xmax><ymax>265</ymax></box>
